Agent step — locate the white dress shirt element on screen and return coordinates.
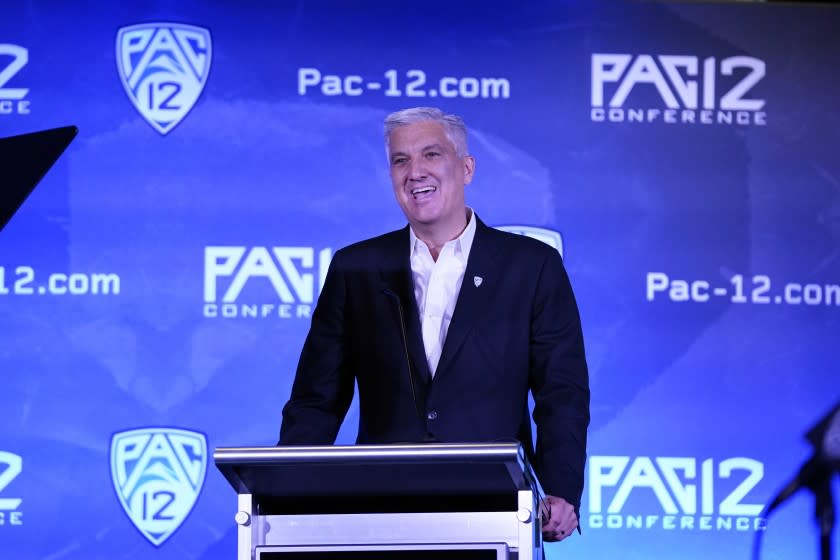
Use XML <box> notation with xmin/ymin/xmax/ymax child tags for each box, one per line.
<box><xmin>409</xmin><ymin>209</ymin><xmax>476</xmax><ymax>377</ymax></box>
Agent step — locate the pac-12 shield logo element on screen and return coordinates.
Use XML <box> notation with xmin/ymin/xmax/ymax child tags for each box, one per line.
<box><xmin>116</xmin><ymin>23</ymin><xmax>212</xmax><ymax>135</ymax></box>
<box><xmin>110</xmin><ymin>428</ymin><xmax>208</xmax><ymax>546</ymax></box>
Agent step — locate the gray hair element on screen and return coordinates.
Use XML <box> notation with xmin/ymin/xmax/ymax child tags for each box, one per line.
<box><xmin>384</xmin><ymin>107</ymin><xmax>470</xmax><ymax>157</ymax></box>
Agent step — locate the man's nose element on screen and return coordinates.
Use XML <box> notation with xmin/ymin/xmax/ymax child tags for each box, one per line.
<box><xmin>407</xmin><ymin>159</ymin><xmax>428</xmax><ymax>180</ymax></box>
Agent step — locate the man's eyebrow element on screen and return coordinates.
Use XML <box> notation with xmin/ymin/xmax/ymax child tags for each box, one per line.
<box><xmin>389</xmin><ymin>143</ymin><xmax>447</xmax><ymax>160</ymax></box>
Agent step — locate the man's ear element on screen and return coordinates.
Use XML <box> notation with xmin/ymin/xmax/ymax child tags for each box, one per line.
<box><xmin>463</xmin><ymin>155</ymin><xmax>476</xmax><ymax>185</ymax></box>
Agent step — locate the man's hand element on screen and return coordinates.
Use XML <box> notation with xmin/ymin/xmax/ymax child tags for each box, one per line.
<box><xmin>540</xmin><ymin>495</ymin><xmax>577</xmax><ymax>542</ymax></box>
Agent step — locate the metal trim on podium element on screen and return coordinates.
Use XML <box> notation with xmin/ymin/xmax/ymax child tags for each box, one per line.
<box><xmin>215</xmin><ymin>443</ymin><xmax>545</xmax><ymax>559</ymax></box>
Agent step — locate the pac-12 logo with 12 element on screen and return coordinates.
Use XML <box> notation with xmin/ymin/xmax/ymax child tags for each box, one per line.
<box><xmin>116</xmin><ymin>23</ymin><xmax>212</xmax><ymax>135</ymax></box>
<box><xmin>110</xmin><ymin>428</ymin><xmax>207</xmax><ymax>546</ymax></box>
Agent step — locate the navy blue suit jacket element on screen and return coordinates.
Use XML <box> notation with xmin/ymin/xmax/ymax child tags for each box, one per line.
<box><xmin>280</xmin><ymin>217</ymin><xmax>589</xmax><ymax>509</ymax></box>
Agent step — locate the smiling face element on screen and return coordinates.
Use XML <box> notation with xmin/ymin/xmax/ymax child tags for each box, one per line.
<box><xmin>387</xmin><ymin>120</ymin><xmax>475</xmax><ymax>243</ymax></box>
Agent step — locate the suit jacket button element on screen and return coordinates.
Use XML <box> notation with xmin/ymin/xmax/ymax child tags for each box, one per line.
<box><xmin>426</xmin><ymin>410</ymin><xmax>438</xmax><ymax>421</ymax></box>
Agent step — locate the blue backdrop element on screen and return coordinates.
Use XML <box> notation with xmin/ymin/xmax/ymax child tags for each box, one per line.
<box><xmin>1</xmin><ymin>1</ymin><xmax>838</xmax><ymax>559</ymax></box>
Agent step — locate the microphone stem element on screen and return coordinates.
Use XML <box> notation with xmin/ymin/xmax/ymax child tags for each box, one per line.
<box><xmin>384</xmin><ymin>290</ymin><xmax>423</xmax><ymax>432</ymax></box>
<box><xmin>815</xmin><ymin>477</ymin><xmax>834</xmax><ymax>560</ymax></box>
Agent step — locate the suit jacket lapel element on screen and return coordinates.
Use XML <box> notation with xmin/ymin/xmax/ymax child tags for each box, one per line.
<box><xmin>435</xmin><ymin>218</ymin><xmax>499</xmax><ymax>378</ymax></box>
<box><xmin>378</xmin><ymin>227</ymin><xmax>432</xmax><ymax>385</ymax></box>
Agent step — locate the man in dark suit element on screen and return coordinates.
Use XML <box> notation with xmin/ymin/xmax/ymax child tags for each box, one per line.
<box><xmin>280</xmin><ymin>107</ymin><xmax>589</xmax><ymax>541</ymax></box>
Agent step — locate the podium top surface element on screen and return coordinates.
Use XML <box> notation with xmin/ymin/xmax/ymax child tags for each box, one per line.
<box><xmin>215</xmin><ymin>442</ymin><xmax>524</xmax><ymax>464</ymax></box>
<box><xmin>214</xmin><ymin>443</ymin><xmax>540</xmax><ymax>511</ymax></box>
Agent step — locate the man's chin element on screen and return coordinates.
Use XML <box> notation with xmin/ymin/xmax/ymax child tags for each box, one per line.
<box><xmin>407</xmin><ymin>210</ymin><xmax>441</xmax><ymax>227</ymax></box>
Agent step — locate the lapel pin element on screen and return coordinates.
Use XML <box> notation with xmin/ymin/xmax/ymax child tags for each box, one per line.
<box><xmin>473</xmin><ymin>276</ymin><xmax>483</xmax><ymax>287</ymax></box>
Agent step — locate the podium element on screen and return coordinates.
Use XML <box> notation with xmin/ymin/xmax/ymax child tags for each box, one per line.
<box><xmin>214</xmin><ymin>443</ymin><xmax>546</xmax><ymax>559</ymax></box>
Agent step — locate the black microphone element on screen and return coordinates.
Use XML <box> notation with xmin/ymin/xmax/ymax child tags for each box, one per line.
<box><xmin>764</xmin><ymin>401</ymin><xmax>840</xmax><ymax>516</ymax></box>
<box><xmin>753</xmin><ymin>402</ymin><xmax>839</xmax><ymax>560</ymax></box>
<box><xmin>381</xmin><ymin>287</ymin><xmax>434</xmax><ymax>441</ymax></box>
